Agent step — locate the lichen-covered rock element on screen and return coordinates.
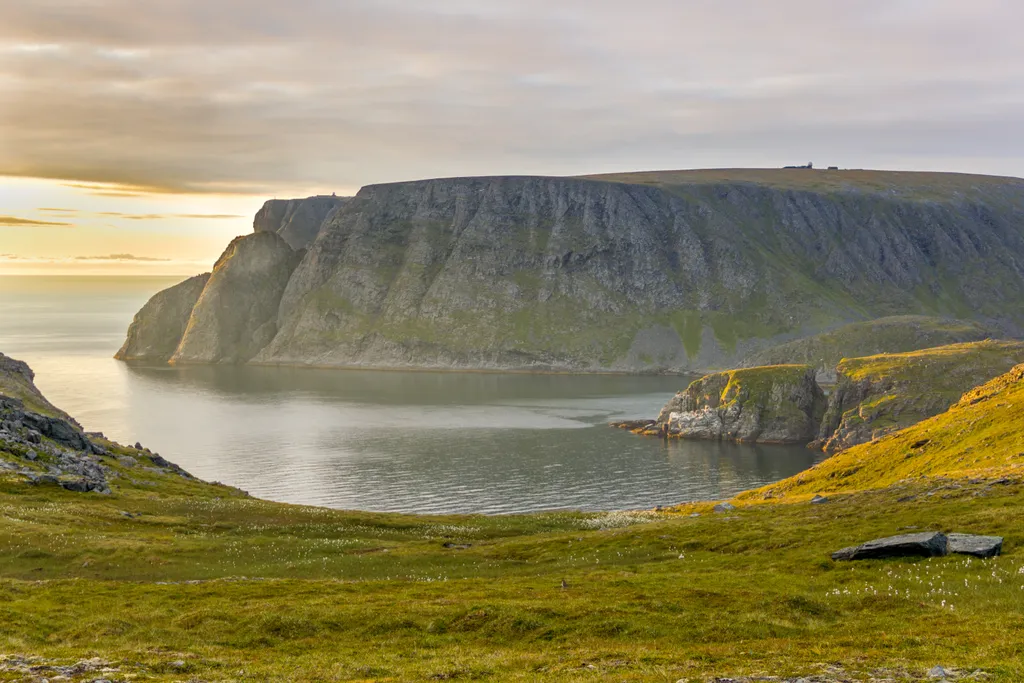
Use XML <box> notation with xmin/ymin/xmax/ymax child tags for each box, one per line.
<box><xmin>114</xmin><ymin>273</ymin><xmax>211</xmax><ymax>363</ymax></box>
<box><xmin>171</xmin><ymin>232</ymin><xmax>304</xmax><ymax>364</ymax></box>
<box><xmin>253</xmin><ymin>195</ymin><xmax>349</xmax><ymax>250</ymax></box>
<box><xmin>655</xmin><ymin>365</ymin><xmax>827</xmax><ymax>444</ymax></box>
<box><xmin>812</xmin><ymin>341</ymin><xmax>1024</xmax><ymax>454</ymax></box>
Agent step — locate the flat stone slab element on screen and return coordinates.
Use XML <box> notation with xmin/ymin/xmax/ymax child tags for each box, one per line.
<box><xmin>832</xmin><ymin>532</ymin><xmax>948</xmax><ymax>561</ymax></box>
<box><xmin>947</xmin><ymin>533</ymin><xmax>1003</xmax><ymax>558</ymax></box>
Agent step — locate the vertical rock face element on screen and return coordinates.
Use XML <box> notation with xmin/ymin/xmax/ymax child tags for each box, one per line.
<box><xmin>119</xmin><ymin>170</ymin><xmax>1024</xmax><ymax>372</ymax></box>
<box><xmin>654</xmin><ymin>365</ymin><xmax>827</xmax><ymax>444</ymax></box>
<box><xmin>171</xmin><ymin>232</ymin><xmax>304</xmax><ymax>364</ymax></box>
<box><xmin>811</xmin><ymin>340</ymin><xmax>1024</xmax><ymax>453</ymax></box>
<box><xmin>115</xmin><ymin>273</ymin><xmax>211</xmax><ymax>363</ymax></box>
<box><xmin>253</xmin><ymin>195</ymin><xmax>349</xmax><ymax>250</ymax></box>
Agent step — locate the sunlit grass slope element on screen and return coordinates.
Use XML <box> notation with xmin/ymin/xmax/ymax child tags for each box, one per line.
<box><xmin>745</xmin><ymin>362</ymin><xmax>1024</xmax><ymax>502</ymax></box>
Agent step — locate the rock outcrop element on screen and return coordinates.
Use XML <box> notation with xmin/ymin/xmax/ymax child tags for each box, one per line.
<box><xmin>120</xmin><ymin>169</ymin><xmax>1024</xmax><ymax>372</ymax></box>
<box><xmin>654</xmin><ymin>365</ymin><xmax>827</xmax><ymax>444</ymax></box>
<box><xmin>2</xmin><ymin>353</ymin><xmax>195</xmax><ymax>493</ymax></box>
<box><xmin>812</xmin><ymin>341</ymin><xmax>1024</xmax><ymax>454</ymax></box>
<box><xmin>0</xmin><ymin>352</ymin><xmax>76</xmax><ymax>420</ymax></box>
<box><xmin>115</xmin><ymin>273</ymin><xmax>211</xmax><ymax>363</ymax></box>
<box><xmin>171</xmin><ymin>232</ymin><xmax>304</xmax><ymax>364</ymax></box>
<box><xmin>253</xmin><ymin>195</ymin><xmax>348</xmax><ymax>250</ymax></box>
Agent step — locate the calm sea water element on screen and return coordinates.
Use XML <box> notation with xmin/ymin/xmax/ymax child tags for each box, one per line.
<box><xmin>0</xmin><ymin>275</ymin><xmax>822</xmax><ymax>513</ymax></box>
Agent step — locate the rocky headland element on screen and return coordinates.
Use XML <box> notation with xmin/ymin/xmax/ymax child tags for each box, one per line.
<box><xmin>620</xmin><ymin>339</ymin><xmax>1024</xmax><ymax>450</ymax></box>
<box><xmin>116</xmin><ymin>169</ymin><xmax>1024</xmax><ymax>373</ymax></box>
<box><xmin>1</xmin><ymin>352</ymin><xmax>195</xmax><ymax>495</ymax></box>
<box><xmin>635</xmin><ymin>365</ymin><xmax>826</xmax><ymax>444</ymax></box>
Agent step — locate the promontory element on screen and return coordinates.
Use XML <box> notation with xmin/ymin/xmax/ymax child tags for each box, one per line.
<box><xmin>117</xmin><ymin>169</ymin><xmax>1024</xmax><ymax>372</ymax></box>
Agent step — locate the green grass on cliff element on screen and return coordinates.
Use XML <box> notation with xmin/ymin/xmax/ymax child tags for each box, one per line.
<box><xmin>677</xmin><ymin>364</ymin><xmax>820</xmax><ymax>428</ymax></box>
<box><xmin>742</xmin><ymin>362</ymin><xmax>1024</xmax><ymax>503</ymax></box>
<box><xmin>582</xmin><ymin>168</ymin><xmax>1024</xmax><ymax>201</ymax></box>
<box><xmin>816</xmin><ymin>341</ymin><xmax>1024</xmax><ymax>451</ymax></box>
<box><xmin>742</xmin><ymin>316</ymin><xmax>999</xmax><ymax>373</ymax></box>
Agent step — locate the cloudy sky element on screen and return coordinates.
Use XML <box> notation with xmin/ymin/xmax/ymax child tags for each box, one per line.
<box><xmin>1</xmin><ymin>0</ymin><xmax>1022</xmax><ymax>272</ymax></box>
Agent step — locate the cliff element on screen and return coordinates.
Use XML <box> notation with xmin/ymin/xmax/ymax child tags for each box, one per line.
<box><xmin>171</xmin><ymin>232</ymin><xmax>304</xmax><ymax>364</ymax></box>
<box><xmin>115</xmin><ymin>273</ymin><xmax>211</xmax><ymax>363</ymax></box>
<box><xmin>119</xmin><ymin>169</ymin><xmax>1024</xmax><ymax>372</ymax></box>
<box><xmin>653</xmin><ymin>365</ymin><xmax>826</xmax><ymax>444</ymax></box>
<box><xmin>746</xmin><ymin>360</ymin><xmax>1024</xmax><ymax>500</ymax></box>
<box><xmin>253</xmin><ymin>195</ymin><xmax>349</xmax><ymax>250</ymax></box>
<box><xmin>812</xmin><ymin>340</ymin><xmax>1024</xmax><ymax>453</ymax></box>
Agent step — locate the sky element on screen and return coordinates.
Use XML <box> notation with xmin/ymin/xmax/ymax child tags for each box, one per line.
<box><xmin>1</xmin><ymin>0</ymin><xmax>1023</xmax><ymax>274</ymax></box>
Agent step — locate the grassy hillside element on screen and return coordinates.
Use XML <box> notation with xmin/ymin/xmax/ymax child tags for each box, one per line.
<box><xmin>814</xmin><ymin>340</ymin><xmax>1024</xmax><ymax>453</ymax></box>
<box><xmin>741</xmin><ymin>316</ymin><xmax>999</xmax><ymax>378</ymax></box>
<box><xmin>3</xmin><ymin>357</ymin><xmax>1024</xmax><ymax>680</ymax></box>
<box><xmin>2</xmin><ymin>445</ymin><xmax>1024</xmax><ymax>681</ymax></box>
<box><xmin>744</xmin><ymin>362</ymin><xmax>1024</xmax><ymax>502</ymax></box>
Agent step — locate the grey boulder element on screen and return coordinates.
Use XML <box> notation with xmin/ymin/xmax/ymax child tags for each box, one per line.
<box><xmin>947</xmin><ymin>533</ymin><xmax>1003</xmax><ymax>558</ymax></box>
<box><xmin>832</xmin><ymin>532</ymin><xmax>948</xmax><ymax>561</ymax></box>
<box><xmin>832</xmin><ymin>531</ymin><xmax>1004</xmax><ymax>561</ymax></box>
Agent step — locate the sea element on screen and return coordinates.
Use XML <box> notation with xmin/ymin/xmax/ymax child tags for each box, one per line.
<box><xmin>0</xmin><ymin>275</ymin><xmax>823</xmax><ymax>514</ymax></box>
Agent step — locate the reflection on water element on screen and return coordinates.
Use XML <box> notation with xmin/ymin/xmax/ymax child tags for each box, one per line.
<box><xmin>0</xmin><ymin>275</ymin><xmax>824</xmax><ymax>513</ymax></box>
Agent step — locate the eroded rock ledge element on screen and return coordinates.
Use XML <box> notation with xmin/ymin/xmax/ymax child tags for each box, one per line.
<box><xmin>615</xmin><ymin>365</ymin><xmax>826</xmax><ymax>444</ymax></box>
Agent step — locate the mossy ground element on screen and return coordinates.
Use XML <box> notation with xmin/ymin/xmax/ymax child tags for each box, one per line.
<box><xmin>2</xmin><ymin>432</ymin><xmax>1023</xmax><ymax>680</ymax></box>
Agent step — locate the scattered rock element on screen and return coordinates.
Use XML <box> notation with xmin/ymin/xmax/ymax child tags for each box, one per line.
<box><xmin>928</xmin><ymin>665</ymin><xmax>949</xmax><ymax>679</ymax></box>
<box><xmin>609</xmin><ymin>419</ymin><xmax>656</xmax><ymax>432</ymax></box>
<box><xmin>810</xmin><ymin>494</ymin><xmax>829</xmax><ymax>504</ymax></box>
<box><xmin>713</xmin><ymin>502</ymin><xmax>735</xmax><ymax>513</ymax></box>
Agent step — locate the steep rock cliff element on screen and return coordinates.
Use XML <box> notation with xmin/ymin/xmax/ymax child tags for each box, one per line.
<box><xmin>253</xmin><ymin>195</ymin><xmax>349</xmax><ymax>250</ymax></box>
<box><xmin>812</xmin><ymin>340</ymin><xmax>1024</xmax><ymax>453</ymax></box>
<box><xmin>115</xmin><ymin>273</ymin><xmax>211</xmax><ymax>363</ymax></box>
<box><xmin>121</xmin><ymin>170</ymin><xmax>1024</xmax><ymax>372</ymax></box>
<box><xmin>654</xmin><ymin>365</ymin><xmax>826</xmax><ymax>444</ymax></box>
<box><xmin>171</xmin><ymin>232</ymin><xmax>304</xmax><ymax>364</ymax></box>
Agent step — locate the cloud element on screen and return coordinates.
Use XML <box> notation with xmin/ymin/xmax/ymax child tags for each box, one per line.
<box><xmin>0</xmin><ymin>0</ymin><xmax>1022</xmax><ymax>195</ymax></box>
<box><xmin>95</xmin><ymin>211</ymin><xmax>242</xmax><ymax>220</ymax></box>
<box><xmin>74</xmin><ymin>253</ymin><xmax>170</xmax><ymax>262</ymax></box>
<box><xmin>0</xmin><ymin>215</ymin><xmax>73</xmax><ymax>227</ymax></box>
<box><xmin>36</xmin><ymin>208</ymin><xmax>242</xmax><ymax>220</ymax></box>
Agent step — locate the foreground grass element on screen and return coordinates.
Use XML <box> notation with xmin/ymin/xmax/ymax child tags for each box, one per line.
<box><xmin>5</xmin><ymin>360</ymin><xmax>1024</xmax><ymax>680</ymax></box>
<box><xmin>1</xmin><ymin>460</ymin><xmax>1023</xmax><ymax>681</ymax></box>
